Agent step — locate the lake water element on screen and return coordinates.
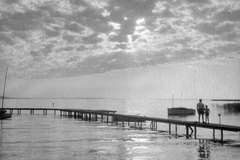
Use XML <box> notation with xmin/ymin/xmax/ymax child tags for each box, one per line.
<box><xmin>1</xmin><ymin>99</ymin><xmax>240</xmax><ymax>160</ymax></box>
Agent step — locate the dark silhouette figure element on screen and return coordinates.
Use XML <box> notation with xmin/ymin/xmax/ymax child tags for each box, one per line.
<box><xmin>197</xmin><ymin>99</ymin><xmax>205</xmax><ymax>123</ymax></box>
<box><xmin>205</xmin><ymin>105</ymin><xmax>210</xmax><ymax>123</ymax></box>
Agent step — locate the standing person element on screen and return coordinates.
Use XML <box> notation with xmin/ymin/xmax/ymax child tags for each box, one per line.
<box><xmin>205</xmin><ymin>105</ymin><xmax>210</xmax><ymax>123</ymax></box>
<box><xmin>197</xmin><ymin>99</ymin><xmax>205</xmax><ymax>123</ymax></box>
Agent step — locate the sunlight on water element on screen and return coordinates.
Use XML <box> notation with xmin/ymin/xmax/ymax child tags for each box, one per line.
<box><xmin>1</xmin><ymin>99</ymin><xmax>240</xmax><ymax>159</ymax></box>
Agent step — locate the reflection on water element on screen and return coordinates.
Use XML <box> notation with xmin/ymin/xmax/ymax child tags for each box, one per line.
<box><xmin>1</xmin><ymin>115</ymin><xmax>240</xmax><ymax>160</ymax></box>
<box><xmin>1</xmin><ymin>99</ymin><xmax>240</xmax><ymax>159</ymax></box>
<box><xmin>198</xmin><ymin>139</ymin><xmax>210</xmax><ymax>159</ymax></box>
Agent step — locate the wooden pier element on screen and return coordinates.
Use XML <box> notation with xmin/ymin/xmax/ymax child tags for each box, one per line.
<box><xmin>4</xmin><ymin>107</ymin><xmax>240</xmax><ymax>142</ymax></box>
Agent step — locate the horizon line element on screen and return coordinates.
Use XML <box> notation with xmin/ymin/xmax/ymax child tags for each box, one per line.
<box><xmin>1</xmin><ymin>96</ymin><xmax>240</xmax><ymax>101</ymax></box>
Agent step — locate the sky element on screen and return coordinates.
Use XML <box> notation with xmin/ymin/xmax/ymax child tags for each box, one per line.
<box><xmin>0</xmin><ymin>0</ymin><xmax>240</xmax><ymax>99</ymax></box>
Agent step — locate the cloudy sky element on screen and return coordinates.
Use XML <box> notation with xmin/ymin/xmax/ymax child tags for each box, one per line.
<box><xmin>0</xmin><ymin>0</ymin><xmax>240</xmax><ymax>99</ymax></box>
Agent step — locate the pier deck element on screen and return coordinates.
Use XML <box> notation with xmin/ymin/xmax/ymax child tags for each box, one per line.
<box><xmin>4</xmin><ymin>107</ymin><xmax>240</xmax><ymax>142</ymax></box>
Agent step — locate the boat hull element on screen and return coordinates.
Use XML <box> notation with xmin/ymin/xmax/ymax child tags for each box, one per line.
<box><xmin>168</xmin><ymin>108</ymin><xmax>196</xmax><ymax>115</ymax></box>
<box><xmin>0</xmin><ymin>113</ymin><xmax>12</xmax><ymax>120</ymax></box>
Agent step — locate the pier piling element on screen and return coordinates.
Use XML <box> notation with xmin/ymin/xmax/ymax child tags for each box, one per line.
<box><xmin>4</xmin><ymin>107</ymin><xmax>240</xmax><ymax>142</ymax></box>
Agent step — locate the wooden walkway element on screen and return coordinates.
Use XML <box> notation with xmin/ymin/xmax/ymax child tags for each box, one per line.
<box><xmin>5</xmin><ymin>107</ymin><xmax>240</xmax><ymax>142</ymax></box>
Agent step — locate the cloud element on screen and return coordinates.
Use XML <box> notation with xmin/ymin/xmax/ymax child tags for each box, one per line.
<box><xmin>107</xmin><ymin>0</ymin><xmax>158</xmax><ymax>42</ymax></box>
<box><xmin>215</xmin><ymin>43</ymin><xmax>240</xmax><ymax>53</ymax></box>
<box><xmin>185</xmin><ymin>0</ymin><xmax>210</xmax><ymax>4</ymax></box>
<box><xmin>44</xmin><ymin>28</ymin><xmax>60</xmax><ymax>37</ymax></box>
<box><xmin>69</xmin><ymin>0</ymin><xmax>89</xmax><ymax>7</ymax></box>
<box><xmin>195</xmin><ymin>22</ymin><xmax>234</xmax><ymax>35</ymax></box>
<box><xmin>62</xmin><ymin>34</ymin><xmax>76</xmax><ymax>42</ymax></box>
<box><xmin>64</xmin><ymin>22</ymin><xmax>84</xmax><ymax>33</ymax></box>
<box><xmin>214</xmin><ymin>9</ymin><xmax>240</xmax><ymax>22</ymax></box>
<box><xmin>6</xmin><ymin>10</ymin><xmax>42</xmax><ymax>31</ymax></box>
<box><xmin>0</xmin><ymin>0</ymin><xmax>240</xmax><ymax>79</ymax></box>
<box><xmin>0</xmin><ymin>33</ymin><xmax>14</xmax><ymax>45</ymax></box>
<box><xmin>82</xmin><ymin>33</ymin><xmax>103</xmax><ymax>44</ymax></box>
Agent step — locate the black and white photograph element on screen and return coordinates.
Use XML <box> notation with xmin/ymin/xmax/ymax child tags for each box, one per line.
<box><xmin>1</xmin><ymin>0</ymin><xmax>240</xmax><ymax>159</ymax></box>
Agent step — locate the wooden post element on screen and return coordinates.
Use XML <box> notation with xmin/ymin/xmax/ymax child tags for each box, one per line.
<box><xmin>101</xmin><ymin>114</ymin><xmax>103</xmax><ymax>122</ymax></box>
<box><xmin>151</xmin><ymin>121</ymin><xmax>157</xmax><ymax>131</ymax></box>
<box><xmin>54</xmin><ymin>110</ymin><xmax>56</xmax><ymax>115</ymax></box>
<box><xmin>79</xmin><ymin>113</ymin><xmax>82</xmax><ymax>119</ymax></box>
<box><xmin>122</xmin><ymin>118</ymin><xmax>124</xmax><ymax>127</ymax></box>
<box><xmin>169</xmin><ymin>123</ymin><xmax>171</xmax><ymax>135</ymax></box>
<box><xmin>107</xmin><ymin>116</ymin><xmax>109</xmax><ymax>123</ymax></box>
<box><xmin>189</xmin><ymin>126</ymin><xmax>194</xmax><ymax>134</ymax></box>
<box><xmin>175</xmin><ymin>124</ymin><xmax>177</xmax><ymax>135</ymax></box>
<box><xmin>116</xmin><ymin>117</ymin><xmax>118</xmax><ymax>125</ymax></box>
<box><xmin>194</xmin><ymin>126</ymin><xmax>197</xmax><ymax>139</ymax></box>
<box><xmin>186</xmin><ymin>125</ymin><xmax>189</xmax><ymax>139</ymax></box>
<box><xmin>213</xmin><ymin>129</ymin><xmax>215</xmax><ymax>140</ymax></box>
<box><xmin>221</xmin><ymin>130</ymin><xmax>223</xmax><ymax>143</ymax></box>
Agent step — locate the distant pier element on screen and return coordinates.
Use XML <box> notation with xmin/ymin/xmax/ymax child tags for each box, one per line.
<box><xmin>4</xmin><ymin>107</ymin><xmax>240</xmax><ymax>143</ymax></box>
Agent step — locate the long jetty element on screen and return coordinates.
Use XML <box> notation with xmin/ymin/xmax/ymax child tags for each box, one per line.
<box><xmin>5</xmin><ymin>107</ymin><xmax>240</xmax><ymax>142</ymax></box>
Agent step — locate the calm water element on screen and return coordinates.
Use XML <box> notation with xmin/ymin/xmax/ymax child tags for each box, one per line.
<box><xmin>1</xmin><ymin>99</ymin><xmax>240</xmax><ymax>160</ymax></box>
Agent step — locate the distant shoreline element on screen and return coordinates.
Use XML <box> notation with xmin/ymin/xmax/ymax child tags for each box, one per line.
<box><xmin>1</xmin><ymin>97</ymin><xmax>240</xmax><ymax>101</ymax></box>
<box><xmin>211</xmin><ymin>99</ymin><xmax>240</xmax><ymax>101</ymax></box>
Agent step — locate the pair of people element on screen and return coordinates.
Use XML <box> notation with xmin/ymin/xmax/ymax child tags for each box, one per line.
<box><xmin>197</xmin><ymin>99</ymin><xmax>210</xmax><ymax>123</ymax></box>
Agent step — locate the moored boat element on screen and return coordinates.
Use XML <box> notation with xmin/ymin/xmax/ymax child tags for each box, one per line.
<box><xmin>0</xmin><ymin>109</ymin><xmax>12</xmax><ymax>120</ymax></box>
<box><xmin>1</xmin><ymin>67</ymin><xmax>12</xmax><ymax>120</ymax></box>
<box><xmin>168</xmin><ymin>107</ymin><xmax>196</xmax><ymax>115</ymax></box>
